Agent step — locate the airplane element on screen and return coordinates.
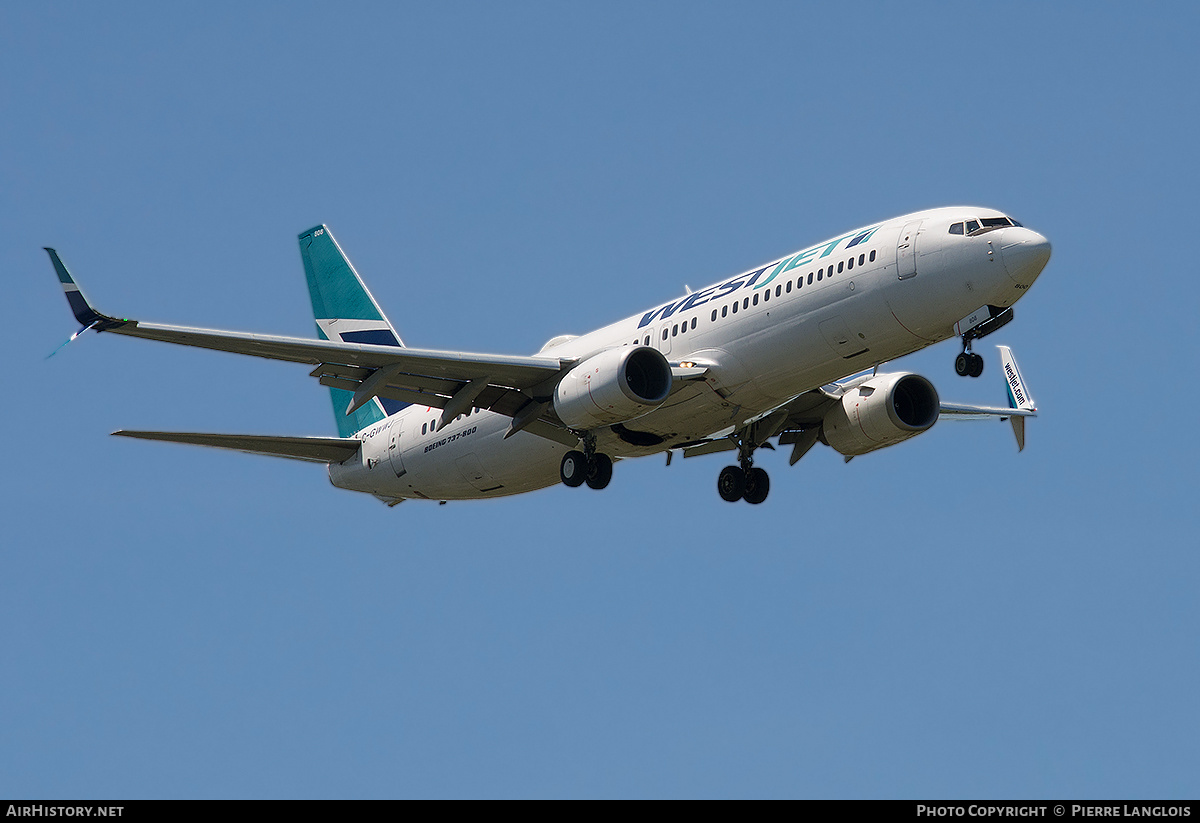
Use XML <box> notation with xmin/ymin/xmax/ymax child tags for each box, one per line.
<box><xmin>46</xmin><ymin>206</ymin><xmax>1049</xmax><ymax>505</ymax></box>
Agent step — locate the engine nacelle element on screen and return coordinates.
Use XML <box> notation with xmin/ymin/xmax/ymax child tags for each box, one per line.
<box><xmin>821</xmin><ymin>373</ymin><xmax>940</xmax><ymax>457</ymax></box>
<box><xmin>554</xmin><ymin>346</ymin><xmax>673</xmax><ymax>430</ymax></box>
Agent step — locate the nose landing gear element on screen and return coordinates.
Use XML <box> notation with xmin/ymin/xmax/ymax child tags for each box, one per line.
<box><xmin>954</xmin><ymin>305</ymin><xmax>1015</xmax><ymax>377</ymax></box>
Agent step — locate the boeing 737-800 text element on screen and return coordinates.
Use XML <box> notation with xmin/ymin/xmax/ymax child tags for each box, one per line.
<box><xmin>47</xmin><ymin>206</ymin><xmax>1049</xmax><ymax>505</ymax></box>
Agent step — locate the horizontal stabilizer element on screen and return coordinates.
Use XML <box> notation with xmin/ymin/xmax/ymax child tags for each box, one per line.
<box><xmin>113</xmin><ymin>431</ymin><xmax>362</xmax><ymax>463</ymax></box>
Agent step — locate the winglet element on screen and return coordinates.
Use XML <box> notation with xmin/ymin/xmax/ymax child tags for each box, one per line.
<box><xmin>44</xmin><ymin>248</ymin><xmax>125</xmax><ymax>331</ymax></box>
<box><xmin>998</xmin><ymin>346</ymin><xmax>1036</xmax><ymax>451</ymax></box>
<box><xmin>998</xmin><ymin>346</ymin><xmax>1035</xmax><ymax>412</ymax></box>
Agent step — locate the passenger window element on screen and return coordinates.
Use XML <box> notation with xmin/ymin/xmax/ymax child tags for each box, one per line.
<box><xmin>743</xmin><ymin>297</ymin><xmax>749</xmax><ymax>309</ymax></box>
<box><xmin>763</xmin><ymin>289</ymin><xmax>769</xmax><ymax>302</ymax></box>
<box><xmin>817</xmin><ymin>270</ymin><xmax>823</xmax><ymax>281</ymax></box>
<box><xmin>847</xmin><ymin>257</ymin><xmax>854</xmax><ymax>270</ymax></box>
<box><xmin>949</xmin><ymin>222</ymin><xmax>964</xmax><ymax>235</ymax></box>
<box><xmin>858</xmin><ymin>254</ymin><xmax>865</xmax><ymax>266</ymax></box>
<box><xmin>722</xmin><ymin>305</ymin><xmax>728</xmax><ymax>317</ymax></box>
<box><xmin>753</xmin><ymin>293</ymin><xmax>759</xmax><ymax>306</ymax></box>
<box><xmin>672</xmin><ymin>324</ymin><xmax>678</xmax><ymax>336</ymax></box>
<box><xmin>775</xmin><ymin>285</ymin><xmax>782</xmax><ymax>297</ymax></box>
<box><xmin>422</xmin><ymin>423</ymin><xmax>427</xmax><ymax>434</ymax></box>
<box><xmin>837</xmin><ymin>261</ymin><xmax>844</xmax><ymax>273</ymax></box>
<box><xmin>644</xmin><ymin>336</ymin><xmax>650</xmax><ymax>345</ymax></box>
<box><xmin>691</xmin><ymin>317</ymin><xmax>696</xmax><ymax>330</ymax></box>
<box><xmin>711</xmin><ymin>309</ymin><xmax>717</xmax><ymax>322</ymax></box>
<box><xmin>662</xmin><ymin>329</ymin><xmax>668</xmax><ymax>340</ymax></box>
<box><xmin>869</xmin><ymin>250</ymin><xmax>876</xmax><ymax>262</ymax></box>
<box><xmin>807</xmin><ymin>273</ymin><xmax>813</xmax><ymax>285</ymax></box>
<box><xmin>786</xmin><ymin>281</ymin><xmax>792</xmax><ymax>293</ymax></box>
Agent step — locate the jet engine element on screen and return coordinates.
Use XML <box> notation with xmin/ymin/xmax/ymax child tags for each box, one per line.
<box><xmin>554</xmin><ymin>346</ymin><xmax>673</xmax><ymax>430</ymax></box>
<box><xmin>821</xmin><ymin>373</ymin><xmax>940</xmax><ymax>457</ymax></box>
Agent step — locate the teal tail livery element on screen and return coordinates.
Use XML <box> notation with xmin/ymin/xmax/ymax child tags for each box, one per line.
<box><xmin>44</xmin><ymin>206</ymin><xmax>1050</xmax><ymax>505</ymax></box>
<box><xmin>299</xmin><ymin>225</ymin><xmax>409</xmax><ymax>437</ymax></box>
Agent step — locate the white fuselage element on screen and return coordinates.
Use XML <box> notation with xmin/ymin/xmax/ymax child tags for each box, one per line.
<box><xmin>329</xmin><ymin>207</ymin><xmax>1049</xmax><ymax>501</ymax></box>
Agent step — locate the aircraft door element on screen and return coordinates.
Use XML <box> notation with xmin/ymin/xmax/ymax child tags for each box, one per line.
<box><xmin>657</xmin><ymin>323</ymin><xmax>672</xmax><ymax>354</ymax></box>
<box><xmin>896</xmin><ymin>220</ymin><xmax>923</xmax><ymax>280</ymax></box>
<box><xmin>387</xmin><ymin>418</ymin><xmax>407</xmax><ymax>478</ymax></box>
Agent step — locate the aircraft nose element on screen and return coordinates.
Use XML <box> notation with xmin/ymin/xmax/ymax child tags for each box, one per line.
<box><xmin>999</xmin><ymin>228</ymin><xmax>1051</xmax><ymax>286</ymax></box>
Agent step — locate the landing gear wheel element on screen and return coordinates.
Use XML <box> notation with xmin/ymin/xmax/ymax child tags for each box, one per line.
<box><xmin>718</xmin><ymin>465</ymin><xmax>746</xmax><ymax>502</ymax></box>
<box><xmin>585</xmin><ymin>453</ymin><xmax>613</xmax><ymax>490</ymax></box>
<box><xmin>968</xmin><ymin>352</ymin><xmax>984</xmax><ymax>378</ymax></box>
<box><xmin>743</xmin><ymin>467</ymin><xmax>770</xmax><ymax>504</ymax></box>
<box><xmin>955</xmin><ymin>352</ymin><xmax>971</xmax><ymax>377</ymax></box>
<box><xmin>560</xmin><ymin>450</ymin><xmax>587</xmax><ymax>487</ymax></box>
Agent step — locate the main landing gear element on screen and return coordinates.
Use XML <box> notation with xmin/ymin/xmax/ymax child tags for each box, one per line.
<box><xmin>718</xmin><ymin>464</ymin><xmax>769</xmax><ymax>504</ymax></box>
<box><xmin>717</xmin><ymin>430</ymin><xmax>770</xmax><ymax>504</ymax></box>
<box><xmin>560</xmin><ymin>433</ymin><xmax>613</xmax><ymax>490</ymax></box>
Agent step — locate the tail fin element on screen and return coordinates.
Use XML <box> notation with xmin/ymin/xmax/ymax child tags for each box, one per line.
<box><xmin>997</xmin><ymin>345</ymin><xmax>1036</xmax><ymax>451</ymax></box>
<box><xmin>298</xmin><ymin>225</ymin><xmax>410</xmax><ymax>437</ymax></box>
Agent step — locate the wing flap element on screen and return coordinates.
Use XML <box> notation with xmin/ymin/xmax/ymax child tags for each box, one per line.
<box><xmin>113</xmin><ymin>431</ymin><xmax>362</xmax><ymax>463</ymax></box>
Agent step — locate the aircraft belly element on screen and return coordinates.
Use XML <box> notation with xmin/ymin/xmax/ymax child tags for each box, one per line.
<box><xmin>598</xmin><ymin>390</ymin><xmax>741</xmax><ymax>457</ymax></box>
<box><xmin>471</xmin><ymin>427</ymin><xmax>563</xmax><ymax>494</ymax></box>
<box><xmin>386</xmin><ymin>416</ymin><xmax>564</xmax><ymax>500</ymax></box>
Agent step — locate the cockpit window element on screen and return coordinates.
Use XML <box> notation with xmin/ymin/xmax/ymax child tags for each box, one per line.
<box><xmin>955</xmin><ymin>215</ymin><xmax>1023</xmax><ymax>236</ymax></box>
<box><xmin>1010</xmin><ymin>217</ymin><xmax>1023</xmax><ymax>227</ymax></box>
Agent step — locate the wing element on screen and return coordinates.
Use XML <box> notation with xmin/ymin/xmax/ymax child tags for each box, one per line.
<box><xmin>937</xmin><ymin>346</ymin><xmax>1037</xmax><ymax>450</ymax></box>
<box><xmin>112</xmin><ymin>431</ymin><xmax>362</xmax><ymax>462</ymax></box>
<box><xmin>681</xmin><ymin>346</ymin><xmax>1039</xmax><ymax>459</ymax></box>
<box><xmin>46</xmin><ymin>248</ymin><xmax>573</xmax><ymax>434</ymax></box>
<box><xmin>937</xmin><ymin>402</ymin><xmax>1036</xmax><ymax>418</ymax></box>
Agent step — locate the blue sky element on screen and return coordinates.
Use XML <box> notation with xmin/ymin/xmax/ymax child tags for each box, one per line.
<box><xmin>4</xmin><ymin>2</ymin><xmax>1198</xmax><ymax>798</ymax></box>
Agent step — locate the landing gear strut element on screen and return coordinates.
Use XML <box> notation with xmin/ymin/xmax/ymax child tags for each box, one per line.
<box><xmin>560</xmin><ymin>433</ymin><xmax>613</xmax><ymax>490</ymax></box>
<box><xmin>717</xmin><ymin>429</ymin><xmax>770</xmax><ymax>504</ymax></box>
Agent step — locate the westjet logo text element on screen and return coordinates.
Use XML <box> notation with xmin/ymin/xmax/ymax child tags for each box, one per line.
<box><xmin>636</xmin><ymin>226</ymin><xmax>880</xmax><ymax>329</ymax></box>
<box><xmin>1005</xmin><ymin>362</ymin><xmax>1026</xmax><ymax>406</ymax></box>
